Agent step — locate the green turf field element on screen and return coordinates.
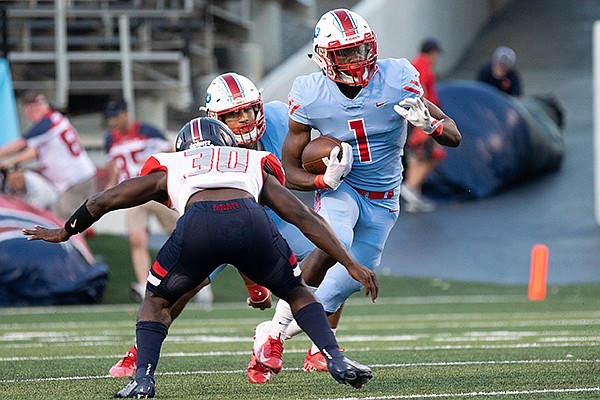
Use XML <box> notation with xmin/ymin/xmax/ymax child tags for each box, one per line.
<box><xmin>0</xmin><ymin>235</ymin><xmax>598</xmax><ymax>399</ymax></box>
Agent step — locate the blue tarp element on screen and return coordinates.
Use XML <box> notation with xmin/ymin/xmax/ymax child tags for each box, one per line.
<box><xmin>0</xmin><ymin>197</ymin><xmax>108</xmax><ymax>306</ymax></box>
<box><xmin>0</xmin><ymin>59</ymin><xmax>20</xmax><ymax>146</ymax></box>
<box><xmin>423</xmin><ymin>80</ymin><xmax>565</xmax><ymax>200</ymax></box>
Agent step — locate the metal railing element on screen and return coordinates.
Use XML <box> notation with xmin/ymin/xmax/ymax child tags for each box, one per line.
<box><xmin>3</xmin><ymin>0</ymin><xmax>201</xmax><ymax>112</ymax></box>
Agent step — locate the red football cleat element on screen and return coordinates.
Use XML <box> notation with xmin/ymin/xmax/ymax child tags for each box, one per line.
<box><xmin>303</xmin><ymin>347</ymin><xmax>345</xmax><ymax>372</ymax></box>
<box><xmin>109</xmin><ymin>345</ymin><xmax>137</xmax><ymax>378</ymax></box>
<box><xmin>252</xmin><ymin>321</ymin><xmax>284</xmax><ymax>372</ymax></box>
<box><xmin>247</xmin><ymin>351</ymin><xmax>272</xmax><ymax>384</ymax></box>
<box><xmin>303</xmin><ymin>348</ymin><xmax>328</xmax><ymax>372</ymax></box>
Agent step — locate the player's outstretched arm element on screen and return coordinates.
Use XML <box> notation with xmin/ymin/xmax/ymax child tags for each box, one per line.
<box><xmin>394</xmin><ymin>97</ymin><xmax>461</xmax><ymax>147</ymax></box>
<box><xmin>23</xmin><ymin>172</ymin><xmax>168</xmax><ymax>242</ymax></box>
<box><xmin>261</xmin><ymin>174</ymin><xmax>378</xmax><ymax>302</ymax></box>
<box><xmin>423</xmin><ymin>98</ymin><xmax>462</xmax><ymax>147</ymax></box>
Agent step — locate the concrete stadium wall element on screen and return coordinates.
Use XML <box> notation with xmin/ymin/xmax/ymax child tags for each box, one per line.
<box><xmin>260</xmin><ymin>0</ymin><xmax>501</xmax><ymax>102</ymax></box>
<box><xmin>94</xmin><ymin>0</ymin><xmax>509</xmax><ymax>236</ymax></box>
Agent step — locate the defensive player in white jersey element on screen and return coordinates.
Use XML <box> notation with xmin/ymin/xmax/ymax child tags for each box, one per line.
<box><xmin>23</xmin><ymin>117</ymin><xmax>378</xmax><ymax>398</ymax></box>
<box><xmin>0</xmin><ymin>91</ymin><xmax>96</xmax><ymax>221</ymax></box>
<box><xmin>249</xmin><ymin>8</ymin><xmax>462</xmax><ymax>381</ymax></box>
<box><xmin>108</xmin><ymin>73</ymin><xmax>315</xmax><ymax>380</ymax></box>
<box><xmin>103</xmin><ymin>97</ymin><xmax>180</xmax><ymax>302</ymax></box>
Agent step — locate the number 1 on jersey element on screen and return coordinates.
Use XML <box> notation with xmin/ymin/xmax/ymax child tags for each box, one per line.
<box><xmin>348</xmin><ymin>118</ymin><xmax>371</xmax><ymax>163</ymax></box>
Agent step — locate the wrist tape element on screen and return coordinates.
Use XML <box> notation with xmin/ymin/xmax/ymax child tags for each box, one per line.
<box><xmin>314</xmin><ymin>174</ymin><xmax>329</xmax><ymax>189</ymax></box>
<box><xmin>64</xmin><ymin>202</ymin><xmax>97</xmax><ymax>235</ymax></box>
<box><xmin>430</xmin><ymin>120</ymin><xmax>443</xmax><ymax>137</ymax></box>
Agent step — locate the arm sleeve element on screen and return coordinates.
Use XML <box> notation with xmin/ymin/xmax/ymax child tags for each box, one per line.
<box><xmin>287</xmin><ymin>77</ymin><xmax>311</xmax><ymax>125</ymax></box>
<box><xmin>262</xmin><ymin>153</ymin><xmax>285</xmax><ymax>186</ymax></box>
<box><xmin>401</xmin><ymin>59</ymin><xmax>424</xmax><ymax>99</ymax></box>
<box><xmin>140</xmin><ymin>156</ymin><xmax>167</xmax><ymax>176</ymax></box>
<box><xmin>23</xmin><ymin>118</ymin><xmax>53</xmax><ymax>144</ymax></box>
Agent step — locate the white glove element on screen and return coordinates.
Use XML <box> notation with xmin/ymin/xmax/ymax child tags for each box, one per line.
<box><xmin>323</xmin><ymin>142</ymin><xmax>353</xmax><ymax>190</ymax></box>
<box><xmin>394</xmin><ymin>97</ymin><xmax>444</xmax><ymax>136</ymax></box>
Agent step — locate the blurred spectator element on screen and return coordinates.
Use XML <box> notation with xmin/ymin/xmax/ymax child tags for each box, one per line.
<box><xmin>476</xmin><ymin>46</ymin><xmax>521</xmax><ymax>97</ymax></box>
<box><xmin>2</xmin><ymin>166</ymin><xmax>58</xmax><ymax>211</ymax></box>
<box><xmin>0</xmin><ymin>90</ymin><xmax>96</xmax><ymax>220</ymax></box>
<box><xmin>402</xmin><ymin>38</ymin><xmax>446</xmax><ymax>212</ymax></box>
<box><xmin>103</xmin><ymin>97</ymin><xmax>180</xmax><ymax>302</ymax></box>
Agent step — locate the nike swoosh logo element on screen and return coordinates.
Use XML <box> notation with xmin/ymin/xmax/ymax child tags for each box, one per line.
<box><xmin>70</xmin><ymin>219</ymin><xmax>77</xmax><ymax>228</ymax></box>
<box><xmin>389</xmin><ymin>209</ymin><xmax>399</xmax><ymax>213</ymax></box>
<box><xmin>256</xmin><ymin>347</ymin><xmax>268</xmax><ymax>363</ymax></box>
<box><xmin>376</xmin><ymin>101</ymin><xmax>388</xmax><ymax>107</ymax></box>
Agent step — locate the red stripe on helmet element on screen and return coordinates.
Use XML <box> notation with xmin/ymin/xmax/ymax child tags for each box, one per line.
<box><xmin>332</xmin><ymin>9</ymin><xmax>357</xmax><ymax>37</ymax></box>
<box><xmin>192</xmin><ymin>118</ymin><xmax>201</xmax><ymax>142</ymax></box>
<box><xmin>221</xmin><ymin>73</ymin><xmax>244</xmax><ymax>100</ymax></box>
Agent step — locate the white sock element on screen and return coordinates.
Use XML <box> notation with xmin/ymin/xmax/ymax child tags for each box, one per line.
<box><xmin>270</xmin><ymin>299</ymin><xmax>294</xmax><ymax>338</ymax></box>
<box><xmin>284</xmin><ymin>319</ymin><xmax>303</xmax><ymax>340</ymax></box>
<box><xmin>310</xmin><ymin>328</ymin><xmax>336</xmax><ymax>353</ymax></box>
<box><xmin>278</xmin><ymin>286</ymin><xmax>319</xmax><ymax>339</ymax></box>
<box><xmin>272</xmin><ymin>286</ymin><xmax>322</xmax><ymax>339</ymax></box>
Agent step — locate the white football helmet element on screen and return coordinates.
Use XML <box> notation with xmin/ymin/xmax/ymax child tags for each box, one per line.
<box><xmin>311</xmin><ymin>9</ymin><xmax>378</xmax><ymax>87</ymax></box>
<box><xmin>201</xmin><ymin>72</ymin><xmax>265</xmax><ymax>145</ymax></box>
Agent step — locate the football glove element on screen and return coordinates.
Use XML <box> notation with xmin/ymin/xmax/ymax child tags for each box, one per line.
<box><xmin>394</xmin><ymin>97</ymin><xmax>444</xmax><ymax>136</ymax></box>
<box><xmin>323</xmin><ymin>142</ymin><xmax>353</xmax><ymax>190</ymax></box>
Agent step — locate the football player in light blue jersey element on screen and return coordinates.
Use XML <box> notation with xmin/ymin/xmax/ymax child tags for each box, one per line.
<box><xmin>109</xmin><ymin>72</ymin><xmax>315</xmax><ymax>379</ymax></box>
<box><xmin>249</xmin><ymin>8</ymin><xmax>462</xmax><ymax>382</ymax></box>
<box><xmin>204</xmin><ymin>73</ymin><xmax>315</xmax><ymax>277</ymax></box>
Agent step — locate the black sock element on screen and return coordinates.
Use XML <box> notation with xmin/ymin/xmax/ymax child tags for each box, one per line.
<box><xmin>135</xmin><ymin>321</ymin><xmax>168</xmax><ymax>380</ymax></box>
<box><xmin>293</xmin><ymin>302</ymin><xmax>343</xmax><ymax>361</ymax></box>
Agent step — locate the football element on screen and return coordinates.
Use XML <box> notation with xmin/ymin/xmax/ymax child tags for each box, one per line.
<box><xmin>301</xmin><ymin>136</ymin><xmax>343</xmax><ymax>174</ymax></box>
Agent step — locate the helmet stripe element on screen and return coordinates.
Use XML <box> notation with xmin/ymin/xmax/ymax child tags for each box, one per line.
<box><xmin>192</xmin><ymin>118</ymin><xmax>201</xmax><ymax>142</ymax></box>
<box><xmin>331</xmin><ymin>9</ymin><xmax>357</xmax><ymax>37</ymax></box>
<box><xmin>220</xmin><ymin>73</ymin><xmax>244</xmax><ymax>100</ymax></box>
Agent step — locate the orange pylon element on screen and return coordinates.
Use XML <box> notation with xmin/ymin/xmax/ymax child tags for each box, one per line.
<box><xmin>528</xmin><ymin>244</ymin><xmax>548</xmax><ymax>301</ymax></box>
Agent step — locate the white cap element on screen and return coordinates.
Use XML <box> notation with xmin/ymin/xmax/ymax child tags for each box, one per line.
<box><xmin>492</xmin><ymin>46</ymin><xmax>516</xmax><ymax>68</ymax></box>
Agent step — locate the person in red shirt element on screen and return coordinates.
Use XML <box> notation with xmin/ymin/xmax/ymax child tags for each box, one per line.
<box><xmin>402</xmin><ymin>38</ymin><xmax>447</xmax><ymax>212</ymax></box>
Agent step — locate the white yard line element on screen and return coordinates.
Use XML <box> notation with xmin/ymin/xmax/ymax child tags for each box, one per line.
<box><xmin>0</xmin><ymin>343</ymin><xmax>598</xmax><ymax>362</ymax></box>
<box><xmin>317</xmin><ymin>387</ymin><xmax>600</xmax><ymax>400</ymax></box>
<box><xmin>0</xmin><ymin>359</ymin><xmax>598</xmax><ymax>384</ymax></box>
<box><xmin>0</xmin><ymin>294</ymin><xmax>580</xmax><ymax>316</ymax></box>
<box><xmin>1</xmin><ymin>314</ymin><xmax>599</xmax><ymax>331</ymax></box>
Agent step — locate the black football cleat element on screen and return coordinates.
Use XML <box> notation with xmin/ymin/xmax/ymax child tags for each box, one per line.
<box><xmin>327</xmin><ymin>356</ymin><xmax>373</xmax><ymax>389</ymax></box>
<box><xmin>114</xmin><ymin>376</ymin><xmax>155</xmax><ymax>398</ymax></box>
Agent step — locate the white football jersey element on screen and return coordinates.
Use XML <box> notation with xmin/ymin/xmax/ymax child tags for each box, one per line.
<box><xmin>104</xmin><ymin>122</ymin><xmax>171</xmax><ymax>183</ymax></box>
<box><xmin>24</xmin><ymin>111</ymin><xmax>96</xmax><ymax>193</ymax></box>
<box><xmin>140</xmin><ymin>146</ymin><xmax>285</xmax><ymax>215</ymax></box>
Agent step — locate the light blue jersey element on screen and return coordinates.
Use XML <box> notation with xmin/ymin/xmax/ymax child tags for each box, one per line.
<box><xmin>209</xmin><ymin>101</ymin><xmax>314</xmax><ymax>282</ymax></box>
<box><xmin>289</xmin><ymin>58</ymin><xmax>422</xmax><ymax>192</ymax></box>
<box><xmin>287</xmin><ymin>58</ymin><xmax>423</xmax><ymax>312</ymax></box>
<box><xmin>260</xmin><ymin>101</ymin><xmax>314</xmax><ymax>262</ymax></box>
